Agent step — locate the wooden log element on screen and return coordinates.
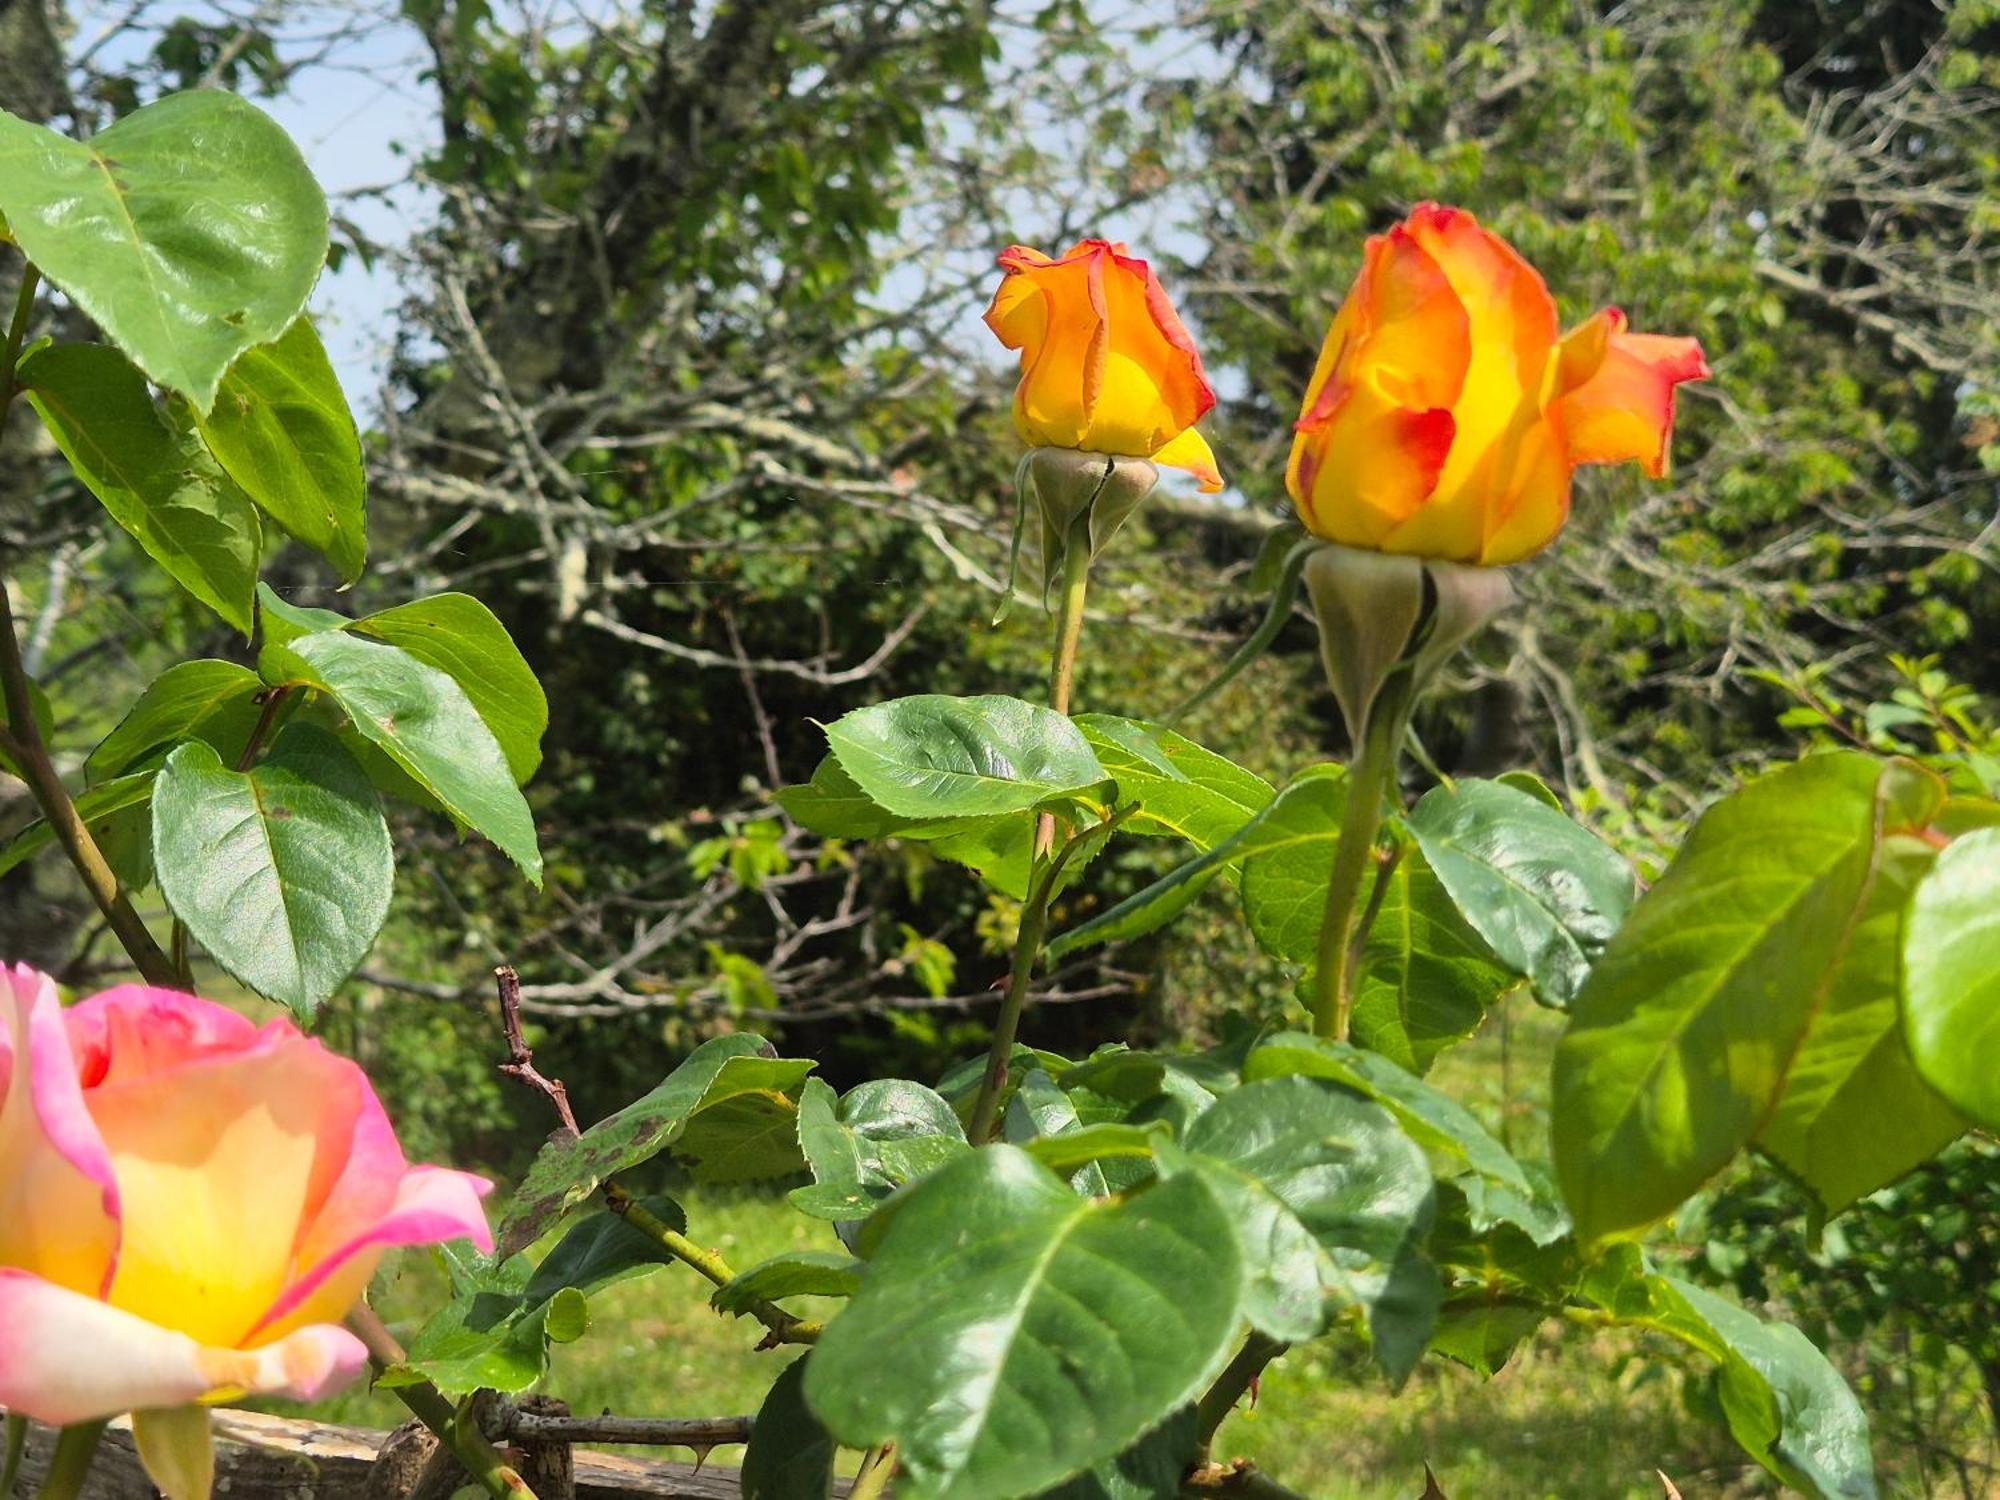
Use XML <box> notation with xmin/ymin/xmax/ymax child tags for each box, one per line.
<box><xmin>7</xmin><ymin>1410</ymin><xmax>779</xmax><ymax>1500</ymax></box>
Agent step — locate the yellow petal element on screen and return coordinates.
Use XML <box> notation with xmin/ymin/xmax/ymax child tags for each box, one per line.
<box><xmin>1150</xmin><ymin>426</ymin><xmax>1223</xmax><ymax>492</ymax></box>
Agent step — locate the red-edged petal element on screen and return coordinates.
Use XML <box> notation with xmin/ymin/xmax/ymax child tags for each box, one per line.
<box><xmin>1557</xmin><ymin>309</ymin><xmax>1710</xmax><ymax>477</ymax></box>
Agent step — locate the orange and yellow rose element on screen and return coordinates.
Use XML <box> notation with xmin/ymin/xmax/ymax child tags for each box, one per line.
<box><xmin>983</xmin><ymin>239</ymin><xmax>1223</xmax><ymax>492</ymax></box>
<box><xmin>1287</xmin><ymin>204</ymin><xmax>1709</xmax><ymax>565</ymax></box>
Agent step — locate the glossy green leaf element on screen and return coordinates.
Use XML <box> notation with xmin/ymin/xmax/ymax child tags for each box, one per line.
<box><xmin>0</xmin><ymin>771</ymin><xmax>157</xmax><ymax>885</ymax></box>
<box><xmin>673</xmin><ymin>1083</ymin><xmax>811</xmax><ymax>1186</ymax></box>
<box><xmin>1244</xmin><ymin>1033</ymin><xmax>1568</xmax><ymax>1246</ymax></box>
<box><xmin>353</xmin><ymin>593</ymin><xmax>547</xmax><ymax>782</ymax></box>
<box><xmin>822</xmin><ymin>694</ymin><xmax>1106</xmax><ymax>820</ymax></box>
<box><xmin>1048</xmin><ymin>765</ymin><xmax>1344</xmax><ymax>963</ymax></box>
<box><xmin>1074</xmin><ymin>714</ymin><xmax>1272</xmax><ymax>848</ymax></box>
<box><xmin>713</xmin><ymin>1251</ymin><xmax>865</xmax><ymax>1315</ymax></box>
<box><xmin>19</xmin><ymin>343</ymin><xmax>261</xmax><ymax>634</ymax></box>
<box><xmin>85</xmin><ymin>660</ymin><xmax>267</xmax><ymax>784</ymax></box>
<box><xmin>805</xmin><ymin>1146</ymin><xmax>1245</xmax><ymax>1500</ymax></box>
<box><xmin>522</xmin><ymin>1197</ymin><xmax>685</xmax><ymax>1304</ymax></box>
<box><xmin>498</xmin><ymin>1036</ymin><xmax>812</xmax><ymax>1255</ymax></box>
<box><xmin>152</xmin><ymin>725</ymin><xmax>391</xmax><ymax>1019</ymax></box>
<box><xmin>1555</xmin><ymin>754</ymin><xmax>1945</xmax><ymax>1243</ymax></box>
<box><xmin>1350</xmin><ymin>852</ymin><xmax>1514</xmax><ymax>1074</ymax></box>
<box><xmin>1758</xmin><ymin>839</ymin><xmax>1963</xmax><ymax>1212</ymax></box>
<box><xmin>1405</xmin><ymin>778</ymin><xmax>1636</xmax><ymax>1008</ymax></box>
<box><xmin>1582</xmin><ymin>1252</ymin><xmax>1876</xmax><ymax>1498</ymax></box>
<box><xmin>0</xmin><ymin>93</ymin><xmax>326</xmax><ymax>408</ymax></box>
<box><xmin>257</xmin><ymin>581</ymin><xmax>348</xmax><ymax>647</ymax></box>
<box><xmin>1030</xmin><ymin>1409</ymin><xmax>1197</xmax><ymax>1500</ymax></box>
<box><xmin>1180</xmin><ymin>1075</ymin><xmax>1437</xmax><ymax>1375</ymax></box>
<box><xmin>743</xmin><ymin>1359</ymin><xmax>834</xmax><ymax>1500</ymax></box>
<box><xmin>1021</xmin><ymin>1121</ymin><xmax>1167</xmax><ymax>1178</ymax></box>
<box><xmin>791</xmin><ymin>1077</ymin><xmax>969</xmax><ymax>1227</ymax></box>
<box><xmin>194</xmin><ymin>315</ymin><xmax>365</xmax><ymax>582</ymax></box>
<box><xmin>1005</xmin><ymin>1069</ymin><xmax>1115</xmax><ymax>1197</ymax></box>
<box><xmin>263</xmin><ymin>629</ymin><xmax>541</xmax><ymax>881</ymax></box>
<box><xmin>1902</xmin><ymin>827</ymin><xmax>2000</xmax><ymax>1130</ymax></box>
<box><xmin>395</xmin><ymin>1248</ymin><xmax>553</xmax><ymax>1396</ymax></box>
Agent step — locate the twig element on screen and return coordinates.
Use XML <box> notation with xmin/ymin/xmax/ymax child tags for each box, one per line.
<box><xmin>602</xmin><ymin>1183</ymin><xmax>821</xmax><ymax>1348</ymax></box>
<box><xmin>1193</xmin><ymin>1332</ymin><xmax>1285</xmax><ymax>1461</ymax></box>
<box><xmin>495</xmin><ymin>964</ymin><xmax>580</xmax><ymax>1137</ymax></box>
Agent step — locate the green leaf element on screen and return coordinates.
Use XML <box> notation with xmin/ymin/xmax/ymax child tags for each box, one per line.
<box><xmin>791</xmin><ymin>1077</ymin><xmax>969</xmax><ymax>1227</ymax></box>
<box><xmin>263</xmin><ymin>629</ymin><xmax>541</xmax><ymax>881</ymax></box>
<box><xmin>256</xmin><ymin>581</ymin><xmax>347</xmax><ymax>647</ymax></box>
<box><xmin>522</xmin><ymin>1197</ymin><xmax>684</xmax><ymax>1304</ymax></box>
<box><xmin>1020</xmin><ymin>1121</ymin><xmax>1167</xmax><ymax>1178</ymax></box>
<box><xmin>822</xmin><ymin>694</ymin><xmax>1107</xmax><ymax>820</ymax></box>
<box><xmin>1758</xmin><ymin>839</ymin><xmax>1964</xmax><ymax>1213</ymax></box>
<box><xmin>1902</xmin><ymin>826</ymin><xmax>2000</xmax><ymax>1129</ymax></box>
<box><xmin>353</xmin><ymin>593</ymin><xmax>547</xmax><ymax>782</ymax></box>
<box><xmin>1179</xmin><ymin>1076</ymin><xmax>1437</xmax><ymax>1376</ymax></box>
<box><xmin>498</xmin><ymin>1037</ymin><xmax>813</xmax><ymax>1256</ymax></box>
<box><xmin>0</xmin><ymin>93</ymin><xmax>327</xmax><ymax>409</ymax></box>
<box><xmin>0</xmin><ymin>772</ymin><xmax>156</xmax><ymax>884</ymax></box>
<box><xmin>804</xmin><ymin>1147</ymin><xmax>1245</xmax><ymax>1500</ymax></box>
<box><xmin>1554</xmin><ymin>754</ymin><xmax>1946</xmax><ymax>1244</ymax></box>
<box><xmin>19</xmin><ymin>343</ymin><xmax>261</xmax><ymax>634</ymax></box>
<box><xmin>1030</xmin><ymin>1410</ymin><xmax>1197</xmax><ymax>1500</ymax></box>
<box><xmin>1405</xmin><ymin>778</ymin><xmax>1636</xmax><ymax>1008</ymax></box>
<box><xmin>673</xmin><ymin>1081</ymin><xmax>811</xmax><ymax>1186</ymax></box>
<box><xmin>1243</xmin><ymin>1033</ymin><xmax>1568</xmax><ymax>1246</ymax></box>
<box><xmin>1005</xmin><ymin>1070</ymin><xmax>1115</xmax><ymax>1197</ymax></box>
<box><xmin>713</xmin><ymin>1251</ymin><xmax>865</xmax><ymax>1315</ymax></box>
<box><xmin>1074</xmin><ymin>714</ymin><xmax>1272</xmax><ymax>848</ymax></box>
<box><xmin>1583</xmin><ymin>1254</ymin><xmax>1877</xmax><ymax>1499</ymax></box>
<box><xmin>742</xmin><ymin>1359</ymin><xmax>834</xmax><ymax>1500</ymax></box>
<box><xmin>1048</xmin><ymin>765</ymin><xmax>1344</xmax><ymax>963</ymax></box>
<box><xmin>1349</xmin><ymin>852</ymin><xmax>1514</xmax><ymax>1074</ymax></box>
<box><xmin>152</xmin><ymin>725</ymin><xmax>391</xmax><ymax>1019</ymax></box>
<box><xmin>85</xmin><ymin>660</ymin><xmax>267</xmax><ymax>785</ymax></box>
<box><xmin>397</xmin><ymin>1248</ymin><xmax>553</xmax><ymax>1396</ymax></box>
<box><xmin>193</xmin><ymin>314</ymin><xmax>365</xmax><ymax>581</ymax></box>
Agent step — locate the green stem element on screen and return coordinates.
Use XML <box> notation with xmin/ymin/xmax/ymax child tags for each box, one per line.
<box><xmin>1311</xmin><ymin>677</ymin><xmax>1413</xmax><ymax>1041</ymax></box>
<box><xmin>232</xmin><ymin>686</ymin><xmax>291</xmax><ymax>772</ymax></box>
<box><xmin>34</xmin><ymin>1422</ymin><xmax>105</xmax><ymax>1500</ymax></box>
<box><xmin>346</xmin><ymin>1305</ymin><xmax>540</xmax><ymax>1500</ymax></box>
<box><xmin>3</xmin><ymin>1412</ymin><xmax>27</xmax><ymax>1500</ymax></box>
<box><xmin>966</xmin><ymin>866</ymin><xmax>1055</xmax><ymax>1145</ymax></box>
<box><xmin>1194</xmin><ymin>1332</ymin><xmax>1285</xmax><ymax>1460</ymax></box>
<box><xmin>0</xmin><ymin>581</ymin><xmax>176</xmax><ymax>987</ymax></box>
<box><xmin>605</xmin><ymin>1183</ymin><xmax>820</xmax><ymax>1344</ymax></box>
<box><xmin>848</xmin><ymin>1442</ymin><xmax>897</xmax><ymax>1500</ymax></box>
<box><xmin>1046</xmin><ymin>513</ymin><xmax>1093</xmax><ymax>718</ymax></box>
<box><xmin>0</xmin><ymin>268</ymin><xmax>176</xmax><ymax>989</ymax></box>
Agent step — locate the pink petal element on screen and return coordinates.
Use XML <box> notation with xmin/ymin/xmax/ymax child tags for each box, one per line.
<box><xmin>250</xmin><ymin>1164</ymin><xmax>494</xmax><ymax>1341</ymax></box>
<box><xmin>0</xmin><ymin>1269</ymin><xmax>364</xmax><ymax>1426</ymax></box>
<box><xmin>0</xmin><ymin>965</ymin><xmax>120</xmax><ymax>1296</ymax></box>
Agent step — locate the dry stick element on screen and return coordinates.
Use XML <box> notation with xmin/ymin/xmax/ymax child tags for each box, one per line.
<box><xmin>492</xmin><ymin>1413</ymin><xmax>753</xmax><ymax>1451</ymax></box>
<box><xmin>495</xmin><ymin>965</ymin><xmax>580</xmax><ymax>1137</ymax></box>
<box><xmin>489</xmin><ymin>967</ymin><xmax>819</xmax><ymax>1350</ymax></box>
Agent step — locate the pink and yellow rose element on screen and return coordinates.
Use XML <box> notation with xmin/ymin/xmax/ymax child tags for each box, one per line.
<box><xmin>983</xmin><ymin>239</ymin><xmax>1224</xmax><ymax>492</ymax></box>
<box><xmin>0</xmin><ymin>966</ymin><xmax>491</xmax><ymax>1493</ymax></box>
<box><xmin>1287</xmin><ymin>203</ymin><xmax>1709</xmax><ymax>564</ymax></box>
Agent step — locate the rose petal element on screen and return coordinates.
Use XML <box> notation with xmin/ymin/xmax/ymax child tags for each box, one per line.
<box><xmin>0</xmin><ymin>965</ymin><xmax>120</xmax><ymax>1298</ymax></box>
<box><xmin>0</xmin><ymin>1269</ymin><xmax>364</xmax><ymax>1426</ymax></box>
